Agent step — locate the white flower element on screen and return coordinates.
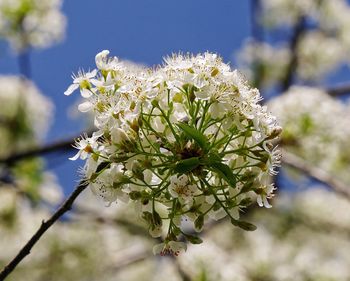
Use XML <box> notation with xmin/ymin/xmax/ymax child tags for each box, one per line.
<box><xmin>153</xmin><ymin>241</ymin><xmax>187</xmax><ymax>256</ymax></box>
<box><xmin>256</xmin><ymin>183</ymin><xmax>275</xmax><ymax>208</ymax></box>
<box><xmin>95</xmin><ymin>50</ymin><xmax>119</xmax><ymax>71</ymax></box>
<box><xmin>263</xmin><ymin>142</ymin><xmax>282</xmax><ymax>176</ymax></box>
<box><xmin>111</xmin><ymin>127</ymin><xmax>130</xmax><ymax>144</ymax></box>
<box><xmin>78</xmin><ymin>100</ymin><xmax>94</xmax><ymax>113</ymax></box>
<box><xmin>169</xmin><ymin>175</ymin><xmax>199</xmax><ymax>204</ymax></box>
<box><xmin>64</xmin><ymin>70</ymin><xmax>97</xmax><ymax>96</ymax></box>
<box><xmin>90</xmin><ymin>165</ymin><xmax>129</xmax><ymax>206</ymax></box>
<box><xmin>69</xmin><ymin>133</ymin><xmax>100</xmax><ymax>161</ymax></box>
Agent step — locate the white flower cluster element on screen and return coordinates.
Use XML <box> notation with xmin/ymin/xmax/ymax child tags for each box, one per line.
<box><xmin>261</xmin><ymin>0</ymin><xmax>350</xmax><ymax>34</ymax></box>
<box><xmin>261</xmin><ymin>0</ymin><xmax>316</xmax><ymax>27</ymax></box>
<box><xmin>0</xmin><ymin>75</ymin><xmax>53</xmax><ymax>203</ymax></box>
<box><xmin>268</xmin><ymin>86</ymin><xmax>350</xmax><ymax>183</ymax></box>
<box><xmin>0</xmin><ymin>75</ymin><xmax>53</xmax><ymax>157</ymax></box>
<box><xmin>237</xmin><ymin>40</ymin><xmax>291</xmax><ymax>87</ymax></box>
<box><xmin>66</xmin><ymin>50</ymin><xmax>281</xmax><ymax>254</ymax></box>
<box><xmin>0</xmin><ymin>0</ymin><xmax>66</xmax><ymax>51</ymax></box>
<box><xmin>238</xmin><ymin>0</ymin><xmax>350</xmax><ymax>84</ymax></box>
<box><xmin>176</xmin><ymin>187</ymin><xmax>350</xmax><ymax>281</ymax></box>
<box><xmin>296</xmin><ymin>31</ymin><xmax>346</xmax><ymax>80</ymax></box>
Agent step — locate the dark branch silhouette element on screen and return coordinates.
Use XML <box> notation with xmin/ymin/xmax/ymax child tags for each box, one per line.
<box><xmin>280</xmin><ymin>16</ymin><xmax>306</xmax><ymax>92</ymax></box>
<box><xmin>282</xmin><ymin>151</ymin><xmax>350</xmax><ymax>199</ymax></box>
<box><xmin>327</xmin><ymin>83</ymin><xmax>350</xmax><ymax>97</ymax></box>
<box><xmin>250</xmin><ymin>0</ymin><xmax>263</xmax><ymax>42</ymax></box>
<box><xmin>0</xmin><ymin>129</ymin><xmax>94</xmax><ymax>165</ymax></box>
<box><xmin>0</xmin><ymin>181</ymin><xmax>88</xmax><ymax>281</ymax></box>
<box><xmin>18</xmin><ymin>51</ymin><xmax>31</xmax><ymax>79</ymax></box>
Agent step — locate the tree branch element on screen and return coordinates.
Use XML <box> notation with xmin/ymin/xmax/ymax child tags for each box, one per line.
<box><xmin>282</xmin><ymin>151</ymin><xmax>350</xmax><ymax>199</ymax></box>
<box><xmin>280</xmin><ymin>16</ymin><xmax>306</xmax><ymax>92</ymax></box>
<box><xmin>18</xmin><ymin>50</ymin><xmax>31</xmax><ymax>79</ymax></box>
<box><xmin>251</xmin><ymin>0</ymin><xmax>263</xmax><ymax>42</ymax></box>
<box><xmin>326</xmin><ymin>83</ymin><xmax>350</xmax><ymax>97</ymax></box>
<box><xmin>0</xmin><ymin>129</ymin><xmax>94</xmax><ymax>165</ymax></box>
<box><xmin>0</xmin><ymin>181</ymin><xmax>88</xmax><ymax>281</ymax></box>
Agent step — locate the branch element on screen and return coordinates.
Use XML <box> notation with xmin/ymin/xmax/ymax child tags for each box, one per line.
<box><xmin>251</xmin><ymin>0</ymin><xmax>263</xmax><ymax>42</ymax></box>
<box><xmin>18</xmin><ymin>50</ymin><xmax>31</xmax><ymax>79</ymax></box>
<box><xmin>326</xmin><ymin>83</ymin><xmax>350</xmax><ymax>97</ymax></box>
<box><xmin>282</xmin><ymin>151</ymin><xmax>350</xmax><ymax>199</ymax></box>
<box><xmin>0</xmin><ymin>128</ymin><xmax>94</xmax><ymax>165</ymax></box>
<box><xmin>280</xmin><ymin>16</ymin><xmax>306</xmax><ymax>92</ymax></box>
<box><xmin>0</xmin><ymin>181</ymin><xmax>88</xmax><ymax>281</ymax></box>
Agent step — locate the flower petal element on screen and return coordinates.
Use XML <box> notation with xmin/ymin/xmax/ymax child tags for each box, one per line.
<box><xmin>78</xmin><ymin>101</ymin><xmax>94</xmax><ymax>112</ymax></box>
<box><xmin>64</xmin><ymin>83</ymin><xmax>79</xmax><ymax>96</ymax></box>
<box><xmin>81</xmin><ymin>89</ymin><xmax>92</xmax><ymax>98</ymax></box>
<box><xmin>69</xmin><ymin>150</ymin><xmax>81</xmax><ymax>161</ymax></box>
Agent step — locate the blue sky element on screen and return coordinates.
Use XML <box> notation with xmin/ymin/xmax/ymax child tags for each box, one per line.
<box><xmin>0</xmin><ymin>0</ymin><xmax>349</xmax><ymax>193</ymax></box>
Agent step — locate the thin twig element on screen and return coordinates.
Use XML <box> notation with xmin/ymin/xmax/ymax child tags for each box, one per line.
<box><xmin>280</xmin><ymin>16</ymin><xmax>306</xmax><ymax>92</ymax></box>
<box><xmin>326</xmin><ymin>83</ymin><xmax>350</xmax><ymax>97</ymax></box>
<box><xmin>0</xmin><ymin>181</ymin><xmax>88</xmax><ymax>281</ymax></box>
<box><xmin>282</xmin><ymin>151</ymin><xmax>350</xmax><ymax>199</ymax></box>
<box><xmin>0</xmin><ymin>129</ymin><xmax>94</xmax><ymax>165</ymax></box>
<box><xmin>251</xmin><ymin>0</ymin><xmax>263</xmax><ymax>42</ymax></box>
<box><xmin>250</xmin><ymin>0</ymin><xmax>266</xmax><ymax>89</ymax></box>
<box><xmin>18</xmin><ymin>50</ymin><xmax>31</xmax><ymax>79</ymax></box>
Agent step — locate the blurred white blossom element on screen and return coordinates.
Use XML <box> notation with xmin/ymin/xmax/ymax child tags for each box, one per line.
<box><xmin>176</xmin><ymin>187</ymin><xmax>350</xmax><ymax>281</ymax></box>
<box><xmin>237</xmin><ymin>40</ymin><xmax>290</xmax><ymax>87</ymax></box>
<box><xmin>0</xmin><ymin>75</ymin><xmax>53</xmax><ymax>157</ymax></box>
<box><xmin>0</xmin><ymin>0</ymin><xmax>66</xmax><ymax>51</ymax></box>
<box><xmin>239</xmin><ymin>0</ymin><xmax>350</xmax><ymax>85</ymax></box>
<box><xmin>268</xmin><ymin>86</ymin><xmax>350</xmax><ymax>183</ymax></box>
<box><xmin>297</xmin><ymin>31</ymin><xmax>346</xmax><ymax>80</ymax></box>
<box><xmin>0</xmin><ymin>184</ymin><xmax>147</xmax><ymax>281</ymax></box>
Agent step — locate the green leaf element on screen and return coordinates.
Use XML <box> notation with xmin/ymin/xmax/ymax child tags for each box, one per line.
<box><xmin>129</xmin><ymin>191</ymin><xmax>142</xmax><ymax>200</ymax></box>
<box><xmin>209</xmin><ymin>162</ymin><xmax>236</xmax><ymax>188</ymax></box>
<box><xmin>231</xmin><ymin>219</ymin><xmax>257</xmax><ymax>231</ymax></box>
<box><xmin>239</xmin><ymin>198</ymin><xmax>253</xmax><ymax>207</ymax></box>
<box><xmin>177</xmin><ymin>123</ymin><xmax>209</xmax><ymax>152</ymax></box>
<box><xmin>184</xmin><ymin>234</ymin><xmax>203</xmax><ymax>244</ymax></box>
<box><xmin>142</xmin><ymin>212</ymin><xmax>153</xmax><ymax>224</ymax></box>
<box><xmin>174</xmin><ymin>157</ymin><xmax>200</xmax><ymax>174</ymax></box>
<box><xmin>194</xmin><ymin>215</ymin><xmax>204</xmax><ymax>231</ymax></box>
<box><xmin>172</xmin><ymin>226</ymin><xmax>181</xmax><ymax>236</ymax></box>
<box><xmin>200</xmin><ymin>152</ymin><xmax>222</xmax><ymax>165</ymax></box>
<box><xmin>152</xmin><ymin>211</ymin><xmax>162</xmax><ymax>227</ymax></box>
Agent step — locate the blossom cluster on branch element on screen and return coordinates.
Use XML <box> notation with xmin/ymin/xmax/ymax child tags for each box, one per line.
<box><xmin>268</xmin><ymin>86</ymin><xmax>350</xmax><ymax>184</ymax></box>
<box><xmin>65</xmin><ymin>50</ymin><xmax>281</xmax><ymax>255</ymax></box>
<box><xmin>178</xmin><ymin>187</ymin><xmax>350</xmax><ymax>281</ymax></box>
<box><xmin>0</xmin><ymin>76</ymin><xmax>53</xmax><ymax>155</ymax></box>
<box><xmin>0</xmin><ymin>76</ymin><xmax>53</xmax><ymax>202</ymax></box>
<box><xmin>238</xmin><ymin>0</ymin><xmax>350</xmax><ymax>85</ymax></box>
<box><xmin>0</xmin><ymin>0</ymin><xmax>66</xmax><ymax>51</ymax></box>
